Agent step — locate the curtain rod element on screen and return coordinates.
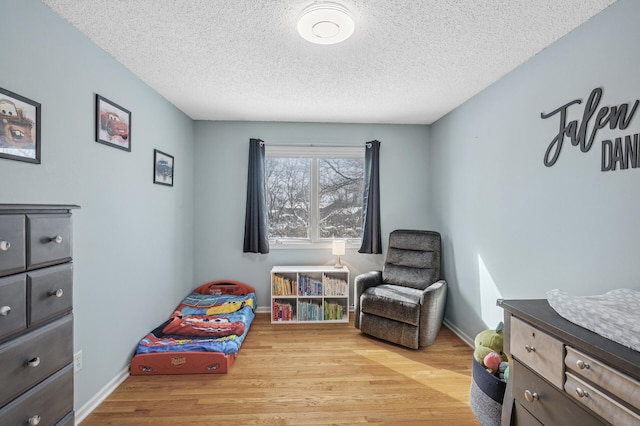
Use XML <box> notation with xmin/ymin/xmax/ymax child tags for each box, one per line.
<box><xmin>260</xmin><ymin>142</ymin><xmax>374</xmax><ymax>148</ymax></box>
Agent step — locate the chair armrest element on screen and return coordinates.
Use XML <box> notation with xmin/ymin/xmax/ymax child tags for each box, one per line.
<box><xmin>354</xmin><ymin>271</ymin><xmax>382</xmax><ymax>329</ymax></box>
<box><xmin>418</xmin><ymin>280</ymin><xmax>448</xmax><ymax>347</ymax></box>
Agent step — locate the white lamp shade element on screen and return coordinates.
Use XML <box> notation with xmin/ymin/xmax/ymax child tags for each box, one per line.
<box><xmin>332</xmin><ymin>240</ymin><xmax>346</xmax><ymax>256</ymax></box>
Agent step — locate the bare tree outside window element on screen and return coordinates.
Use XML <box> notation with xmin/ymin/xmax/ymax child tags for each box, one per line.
<box><xmin>266</xmin><ymin>157</ymin><xmax>310</xmax><ymax>239</ymax></box>
<box><xmin>319</xmin><ymin>158</ymin><xmax>363</xmax><ymax>238</ymax></box>
<box><xmin>266</xmin><ymin>148</ymin><xmax>364</xmax><ymax>244</ymax></box>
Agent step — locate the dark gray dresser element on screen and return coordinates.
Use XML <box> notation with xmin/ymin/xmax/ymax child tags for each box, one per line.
<box><xmin>0</xmin><ymin>204</ymin><xmax>79</xmax><ymax>426</ymax></box>
<box><xmin>499</xmin><ymin>299</ymin><xmax>640</xmax><ymax>426</ymax></box>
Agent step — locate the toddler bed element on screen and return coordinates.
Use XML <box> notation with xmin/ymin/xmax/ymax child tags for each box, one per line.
<box><xmin>130</xmin><ymin>280</ymin><xmax>257</xmax><ymax>375</ymax></box>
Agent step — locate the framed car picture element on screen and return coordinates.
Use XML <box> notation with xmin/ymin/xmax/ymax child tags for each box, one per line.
<box><xmin>95</xmin><ymin>94</ymin><xmax>131</xmax><ymax>151</ymax></box>
<box><xmin>153</xmin><ymin>149</ymin><xmax>174</xmax><ymax>186</ymax></box>
<box><xmin>0</xmin><ymin>87</ymin><xmax>41</xmax><ymax>164</ymax></box>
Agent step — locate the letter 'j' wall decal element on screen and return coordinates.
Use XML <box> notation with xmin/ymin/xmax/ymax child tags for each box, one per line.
<box><xmin>540</xmin><ymin>87</ymin><xmax>640</xmax><ymax>172</ymax></box>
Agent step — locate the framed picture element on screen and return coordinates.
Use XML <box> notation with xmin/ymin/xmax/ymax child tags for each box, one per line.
<box><xmin>153</xmin><ymin>149</ymin><xmax>174</xmax><ymax>186</ymax></box>
<box><xmin>0</xmin><ymin>87</ymin><xmax>41</xmax><ymax>164</ymax></box>
<box><xmin>95</xmin><ymin>94</ymin><xmax>131</xmax><ymax>151</ymax></box>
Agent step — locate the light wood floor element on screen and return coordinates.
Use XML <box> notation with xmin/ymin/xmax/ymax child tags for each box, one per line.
<box><xmin>81</xmin><ymin>313</ymin><xmax>478</xmax><ymax>425</ymax></box>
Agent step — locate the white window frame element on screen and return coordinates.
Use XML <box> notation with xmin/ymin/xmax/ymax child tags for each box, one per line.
<box><xmin>265</xmin><ymin>145</ymin><xmax>365</xmax><ymax>249</ymax></box>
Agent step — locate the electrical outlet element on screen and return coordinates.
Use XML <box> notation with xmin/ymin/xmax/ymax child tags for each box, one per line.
<box><xmin>74</xmin><ymin>350</ymin><xmax>83</xmax><ymax>373</ymax></box>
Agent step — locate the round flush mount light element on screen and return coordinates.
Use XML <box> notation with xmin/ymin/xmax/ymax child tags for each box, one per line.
<box><xmin>297</xmin><ymin>2</ymin><xmax>355</xmax><ymax>45</ymax></box>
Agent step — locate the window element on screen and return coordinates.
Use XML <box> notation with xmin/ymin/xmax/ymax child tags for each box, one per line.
<box><xmin>265</xmin><ymin>145</ymin><xmax>365</xmax><ymax>246</ymax></box>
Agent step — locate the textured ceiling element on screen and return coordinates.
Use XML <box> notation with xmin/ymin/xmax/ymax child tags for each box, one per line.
<box><xmin>42</xmin><ymin>0</ymin><xmax>616</xmax><ymax>124</ymax></box>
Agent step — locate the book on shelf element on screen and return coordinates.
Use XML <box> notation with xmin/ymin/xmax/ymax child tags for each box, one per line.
<box><xmin>272</xmin><ymin>299</ymin><xmax>295</xmax><ymax>321</ymax></box>
<box><xmin>322</xmin><ymin>275</ymin><xmax>348</xmax><ymax>296</ymax></box>
<box><xmin>298</xmin><ymin>275</ymin><xmax>323</xmax><ymax>296</ymax></box>
<box><xmin>272</xmin><ymin>274</ymin><xmax>296</xmax><ymax>296</ymax></box>
<box><xmin>298</xmin><ymin>300</ymin><xmax>323</xmax><ymax>321</ymax></box>
<box><xmin>324</xmin><ymin>301</ymin><xmax>346</xmax><ymax>320</ymax></box>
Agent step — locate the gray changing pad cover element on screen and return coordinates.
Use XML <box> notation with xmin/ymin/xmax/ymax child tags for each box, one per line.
<box><xmin>547</xmin><ymin>288</ymin><xmax>640</xmax><ymax>352</ymax></box>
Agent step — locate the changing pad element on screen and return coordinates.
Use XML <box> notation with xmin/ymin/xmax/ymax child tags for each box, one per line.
<box><xmin>547</xmin><ymin>288</ymin><xmax>640</xmax><ymax>352</ymax></box>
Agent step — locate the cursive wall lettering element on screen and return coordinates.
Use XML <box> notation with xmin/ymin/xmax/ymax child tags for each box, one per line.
<box><xmin>540</xmin><ymin>88</ymin><xmax>638</xmax><ymax>170</ymax></box>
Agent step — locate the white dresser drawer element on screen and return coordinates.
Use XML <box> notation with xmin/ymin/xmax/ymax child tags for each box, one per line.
<box><xmin>511</xmin><ymin>316</ymin><xmax>564</xmax><ymax>388</ymax></box>
<box><xmin>566</xmin><ymin>372</ymin><xmax>640</xmax><ymax>426</ymax></box>
<box><xmin>566</xmin><ymin>346</ymin><xmax>640</xmax><ymax>415</ymax></box>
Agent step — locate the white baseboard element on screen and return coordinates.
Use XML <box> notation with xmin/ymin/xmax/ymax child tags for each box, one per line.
<box><xmin>75</xmin><ymin>367</ymin><xmax>129</xmax><ymax>425</ymax></box>
<box><xmin>443</xmin><ymin>318</ymin><xmax>474</xmax><ymax>348</ymax></box>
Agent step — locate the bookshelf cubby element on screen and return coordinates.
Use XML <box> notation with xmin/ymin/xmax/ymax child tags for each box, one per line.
<box><xmin>271</xmin><ymin>266</ymin><xmax>349</xmax><ymax>323</ymax></box>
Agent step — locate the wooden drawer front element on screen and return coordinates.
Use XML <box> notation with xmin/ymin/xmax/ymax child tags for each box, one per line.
<box><xmin>0</xmin><ymin>315</ymin><xmax>73</xmax><ymax>407</ymax></box>
<box><xmin>0</xmin><ymin>215</ymin><xmax>26</xmax><ymax>277</ymax></box>
<box><xmin>55</xmin><ymin>411</ymin><xmax>75</xmax><ymax>426</ymax></box>
<box><xmin>28</xmin><ymin>264</ymin><xmax>73</xmax><ymax>327</ymax></box>
<box><xmin>566</xmin><ymin>346</ymin><xmax>640</xmax><ymax>413</ymax></box>
<box><xmin>0</xmin><ymin>363</ymin><xmax>73</xmax><ymax>426</ymax></box>
<box><xmin>0</xmin><ymin>274</ymin><xmax>27</xmax><ymax>341</ymax></box>
<box><xmin>26</xmin><ymin>214</ymin><xmax>72</xmax><ymax>270</ymax></box>
<box><xmin>511</xmin><ymin>316</ymin><xmax>564</xmax><ymax>388</ymax></box>
<box><xmin>566</xmin><ymin>372</ymin><xmax>640</xmax><ymax>426</ymax></box>
<box><xmin>513</xmin><ymin>400</ymin><xmax>544</xmax><ymax>426</ymax></box>
<box><xmin>512</xmin><ymin>360</ymin><xmax>605</xmax><ymax>426</ymax></box>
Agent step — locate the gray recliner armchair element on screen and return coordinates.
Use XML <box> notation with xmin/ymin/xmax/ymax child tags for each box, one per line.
<box><xmin>354</xmin><ymin>230</ymin><xmax>447</xmax><ymax>349</ymax></box>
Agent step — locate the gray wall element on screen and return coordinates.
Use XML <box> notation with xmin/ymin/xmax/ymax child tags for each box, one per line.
<box><xmin>429</xmin><ymin>0</ymin><xmax>639</xmax><ymax>341</ymax></box>
<box><xmin>193</xmin><ymin>121</ymin><xmax>431</xmax><ymax>306</ymax></box>
<box><xmin>0</xmin><ymin>0</ymin><xmax>195</xmax><ymax>411</ymax></box>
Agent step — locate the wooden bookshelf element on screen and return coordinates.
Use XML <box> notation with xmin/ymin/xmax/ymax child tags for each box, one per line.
<box><xmin>271</xmin><ymin>266</ymin><xmax>349</xmax><ymax>324</ymax></box>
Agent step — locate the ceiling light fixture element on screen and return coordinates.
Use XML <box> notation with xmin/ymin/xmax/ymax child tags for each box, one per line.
<box><xmin>297</xmin><ymin>2</ymin><xmax>355</xmax><ymax>45</ymax></box>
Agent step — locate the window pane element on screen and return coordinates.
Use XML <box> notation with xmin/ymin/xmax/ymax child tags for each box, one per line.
<box><xmin>319</xmin><ymin>158</ymin><xmax>364</xmax><ymax>239</ymax></box>
<box><xmin>266</xmin><ymin>157</ymin><xmax>310</xmax><ymax>239</ymax></box>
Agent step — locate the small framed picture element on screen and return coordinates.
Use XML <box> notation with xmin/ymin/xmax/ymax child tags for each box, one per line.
<box><xmin>153</xmin><ymin>149</ymin><xmax>174</xmax><ymax>186</ymax></box>
<box><xmin>0</xmin><ymin>87</ymin><xmax>41</xmax><ymax>164</ymax></box>
<box><xmin>95</xmin><ymin>94</ymin><xmax>131</xmax><ymax>151</ymax></box>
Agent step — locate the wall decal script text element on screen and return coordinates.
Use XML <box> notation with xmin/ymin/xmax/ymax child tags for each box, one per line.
<box><xmin>540</xmin><ymin>88</ymin><xmax>638</xmax><ymax>171</ymax></box>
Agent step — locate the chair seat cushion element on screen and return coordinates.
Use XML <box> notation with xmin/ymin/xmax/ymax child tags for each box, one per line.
<box><xmin>360</xmin><ymin>284</ymin><xmax>422</xmax><ymax>326</ymax></box>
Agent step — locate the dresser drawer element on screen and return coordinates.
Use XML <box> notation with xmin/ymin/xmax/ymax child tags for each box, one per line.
<box><xmin>566</xmin><ymin>346</ymin><xmax>640</xmax><ymax>414</ymax></box>
<box><xmin>26</xmin><ymin>214</ymin><xmax>72</xmax><ymax>270</ymax></box>
<box><xmin>0</xmin><ymin>273</ymin><xmax>26</xmax><ymax>341</ymax></box>
<box><xmin>55</xmin><ymin>411</ymin><xmax>75</xmax><ymax>426</ymax></box>
<box><xmin>27</xmin><ymin>264</ymin><xmax>73</xmax><ymax>327</ymax></box>
<box><xmin>0</xmin><ymin>215</ymin><xmax>26</xmax><ymax>277</ymax></box>
<box><xmin>0</xmin><ymin>315</ymin><xmax>73</xmax><ymax>407</ymax></box>
<box><xmin>512</xmin><ymin>360</ymin><xmax>605</xmax><ymax>426</ymax></box>
<box><xmin>511</xmin><ymin>316</ymin><xmax>564</xmax><ymax>388</ymax></box>
<box><xmin>513</xmin><ymin>400</ymin><xmax>543</xmax><ymax>426</ymax></box>
<box><xmin>0</xmin><ymin>363</ymin><xmax>73</xmax><ymax>426</ymax></box>
<box><xmin>566</xmin><ymin>372</ymin><xmax>640</xmax><ymax>426</ymax></box>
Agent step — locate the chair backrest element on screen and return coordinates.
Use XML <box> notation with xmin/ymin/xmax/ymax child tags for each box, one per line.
<box><xmin>382</xmin><ymin>230</ymin><xmax>441</xmax><ymax>290</ymax></box>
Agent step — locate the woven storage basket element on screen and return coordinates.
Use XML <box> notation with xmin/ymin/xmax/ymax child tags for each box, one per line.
<box><xmin>469</xmin><ymin>357</ymin><xmax>506</xmax><ymax>426</ymax></box>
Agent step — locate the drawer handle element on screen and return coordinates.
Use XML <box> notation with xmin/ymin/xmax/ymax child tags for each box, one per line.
<box><xmin>49</xmin><ymin>289</ymin><xmax>64</xmax><ymax>298</ymax></box>
<box><xmin>524</xmin><ymin>390</ymin><xmax>539</xmax><ymax>403</ymax></box>
<box><xmin>25</xmin><ymin>357</ymin><xmax>41</xmax><ymax>368</ymax></box>
<box><xmin>525</xmin><ymin>344</ymin><xmax>536</xmax><ymax>353</ymax></box>
<box><xmin>576</xmin><ymin>359</ymin><xmax>590</xmax><ymax>370</ymax></box>
<box><xmin>28</xmin><ymin>415</ymin><xmax>41</xmax><ymax>425</ymax></box>
<box><xmin>0</xmin><ymin>240</ymin><xmax>10</xmax><ymax>251</ymax></box>
<box><xmin>50</xmin><ymin>235</ymin><xmax>63</xmax><ymax>244</ymax></box>
<box><xmin>0</xmin><ymin>306</ymin><xmax>10</xmax><ymax>316</ymax></box>
<box><xmin>575</xmin><ymin>387</ymin><xmax>590</xmax><ymax>398</ymax></box>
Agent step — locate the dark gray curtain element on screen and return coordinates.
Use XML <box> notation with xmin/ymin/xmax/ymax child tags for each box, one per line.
<box><xmin>359</xmin><ymin>140</ymin><xmax>382</xmax><ymax>254</ymax></box>
<box><xmin>243</xmin><ymin>138</ymin><xmax>269</xmax><ymax>253</ymax></box>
